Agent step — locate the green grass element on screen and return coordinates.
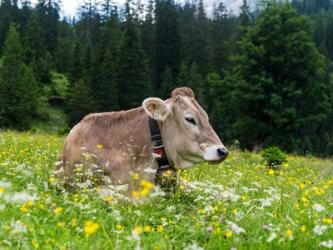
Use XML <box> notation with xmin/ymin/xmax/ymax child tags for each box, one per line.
<box><xmin>0</xmin><ymin>131</ymin><xmax>332</xmax><ymax>249</ymax></box>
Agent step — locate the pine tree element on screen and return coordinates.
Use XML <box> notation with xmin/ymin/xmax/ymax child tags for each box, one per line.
<box><xmin>177</xmin><ymin>62</ymin><xmax>201</xmax><ymax>96</ymax></box>
<box><xmin>23</xmin><ymin>11</ymin><xmax>51</xmax><ymax>83</ymax></box>
<box><xmin>0</xmin><ymin>0</ymin><xmax>14</xmax><ymax>53</ymax></box>
<box><xmin>211</xmin><ymin>2</ymin><xmax>236</xmax><ymax>77</ymax></box>
<box><xmin>239</xmin><ymin>0</ymin><xmax>251</xmax><ymax>28</ymax></box>
<box><xmin>192</xmin><ymin>0</ymin><xmax>209</xmax><ymax>75</ymax></box>
<box><xmin>0</xmin><ymin>25</ymin><xmax>39</xmax><ymax>128</ymax></box>
<box><xmin>117</xmin><ymin>3</ymin><xmax>151</xmax><ymax>109</ymax></box>
<box><xmin>177</xmin><ymin>62</ymin><xmax>190</xmax><ymax>86</ymax></box>
<box><xmin>70</xmin><ymin>41</ymin><xmax>83</xmax><ymax>83</ymax></box>
<box><xmin>159</xmin><ymin>67</ymin><xmax>174</xmax><ymax>98</ymax></box>
<box><xmin>188</xmin><ymin>62</ymin><xmax>202</xmax><ymax>94</ymax></box>
<box><xmin>154</xmin><ymin>0</ymin><xmax>180</xmax><ymax>93</ymax></box>
<box><xmin>178</xmin><ymin>2</ymin><xmax>196</xmax><ymax>68</ymax></box>
<box><xmin>36</xmin><ymin>0</ymin><xmax>60</xmax><ymax>54</ymax></box>
<box><xmin>66</xmin><ymin>79</ymin><xmax>94</xmax><ymax>126</ymax></box>
<box><xmin>326</xmin><ymin>12</ymin><xmax>333</xmax><ymax>60</ymax></box>
<box><xmin>223</xmin><ymin>3</ymin><xmax>330</xmax><ymax>152</ymax></box>
<box><xmin>141</xmin><ymin>0</ymin><xmax>155</xmax><ymax>69</ymax></box>
<box><xmin>55</xmin><ymin>18</ymin><xmax>74</xmax><ymax>73</ymax></box>
<box><xmin>91</xmin><ymin>47</ymin><xmax>119</xmax><ymax>111</ymax></box>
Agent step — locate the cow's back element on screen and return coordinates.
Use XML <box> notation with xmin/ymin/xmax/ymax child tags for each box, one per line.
<box><xmin>58</xmin><ymin>108</ymin><xmax>153</xmax><ymax>185</ymax></box>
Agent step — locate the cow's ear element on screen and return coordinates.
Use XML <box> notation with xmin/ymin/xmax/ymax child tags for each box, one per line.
<box><xmin>142</xmin><ymin>98</ymin><xmax>170</xmax><ymax>121</ymax></box>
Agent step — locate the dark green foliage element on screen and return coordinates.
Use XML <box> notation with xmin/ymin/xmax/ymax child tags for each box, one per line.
<box><xmin>261</xmin><ymin>146</ymin><xmax>287</xmax><ymax>168</ymax></box>
<box><xmin>66</xmin><ymin>80</ymin><xmax>94</xmax><ymax>126</ymax></box>
<box><xmin>117</xmin><ymin>15</ymin><xmax>151</xmax><ymax>109</ymax></box>
<box><xmin>92</xmin><ymin>48</ymin><xmax>118</xmax><ymax>111</ymax></box>
<box><xmin>159</xmin><ymin>67</ymin><xmax>174</xmax><ymax>99</ymax></box>
<box><xmin>222</xmin><ymin>3</ymin><xmax>331</xmax><ymax>153</ymax></box>
<box><xmin>55</xmin><ymin>19</ymin><xmax>74</xmax><ymax>74</ymax></box>
<box><xmin>0</xmin><ymin>25</ymin><xmax>40</xmax><ymax>129</ymax></box>
<box><xmin>154</xmin><ymin>0</ymin><xmax>181</xmax><ymax>93</ymax></box>
<box><xmin>211</xmin><ymin>2</ymin><xmax>237</xmax><ymax>77</ymax></box>
<box><xmin>36</xmin><ymin>0</ymin><xmax>60</xmax><ymax>53</ymax></box>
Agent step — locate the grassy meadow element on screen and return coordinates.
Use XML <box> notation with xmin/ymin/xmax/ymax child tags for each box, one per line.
<box><xmin>0</xmin><ymin>131</ymin><xmax>332</xmax><ymax>249</ymax></box>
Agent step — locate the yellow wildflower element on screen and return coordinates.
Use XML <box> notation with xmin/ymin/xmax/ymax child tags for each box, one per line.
<box><xmin>140</xmin><ymin>180</ymin><xmax>154</xmax><ymax>189</ymax></box>
<box><xmin>73</xmin><ymin>194</ymin><xmax>79</xmax><ymax>202</ymax></box>
<box><xmin>132</xmin><ymin>191</ymin><xmax>140</xmax><ymax>200</ymax></box>
<box><xmin>268</xmin><ymin>169</ymin><xmax>275</xmax><ymax>175</ymax></box>
<box><xmin>132</xmin><ymin>173</ymin><xmax>139</xmax><ymax>180</ymax></box>
<box><xmin>96</xmin><ymin>144</ymin><xmax>104</xmax><ymax>149</ymax></box>
<box><xmin>301</xmin><ymin>197</ymin><xmax>308</xmax><ymax>203</ymax></box>
<box><xmin>144</xmin><ymin>225</ymin><xmax>152</xmax><ymax>232</ymax></box>
<box><xmin>299</xmin><ymin>183</ymin><xmax>306</xmax><ymax>189</ymax></box>
<box><xmin>282</xmin><ymin>162</ymin><xmax>289</xmax><ymax>168</ymax></box>
<box><xmin>156</xmin><ymin>225</ymin><xmax>164</xmax><ymax>232</ymax></box>
<box><xmin>49</xmin><ymin>177</ymin><xmax>56</xmax><ymax>185</ymax></box>
<box><xmin>322</xmin><ymin>218</ymin><xmax>333</xmax><ymax>225</ymax></box>
<box><xmin>54</xmin><ymin>207</ymin><xmax>63</xmax><ymax>215</ymax></box>
<box><xmin>116</xmin><ymin>224</ymin><xmax>124</xmax><ymax>230</ymax></box>
<box><xmin>224</xmin><ymin>231</ymin><xmax>233</xmax><ymax>238</ymax></box>
<box><xmin>286</xmin><ymin>229</ymin><xmax>293</xmax><ymax>238</ymax></box>
<box><xmin>31</xmin><ymin>240</ymin><xmax>39</xmax><ymax>249</ymax></box>
<box><xmin>300</xmin><ymin>225</ymin><xmax>306</xmax><ymax>233</ymax></box>
<box><xmin>0</xmin><ymin>187</ymin><xmax>5</xmax><ymax>193</ymax></box>
<box><xmin>133</xmin><ymin>226</ymin><xmax>143</xmax><ymax>235</ymax></box>
<box><xmin>140</xmin><ymin>188</ymin><xmax>150</xmax><ymax>197</ymax></box>
<box><xmin>84</xmin><ymin>220</ymin><xmax>100</xmax><ymax>236</ymax></box>
<box><xmin>104</xmin><ymin>196</ymin><xmax>112</xmax><ymax>202</ymax></box>
<box><xmin>20</xmin><ymin>201</ymin><xmax>33</xmax><ymax>213</ymax></box>
<box><xmin>328</xmin><ymin>179</ymin><xmax>333</xmax><ymax>185</ymax></box>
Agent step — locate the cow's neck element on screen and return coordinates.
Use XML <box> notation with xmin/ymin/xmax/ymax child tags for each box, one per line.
<box><xmin>148</xmin><ymin>117</ymin><xmax>178</xmax><ymax>189</ymax></box>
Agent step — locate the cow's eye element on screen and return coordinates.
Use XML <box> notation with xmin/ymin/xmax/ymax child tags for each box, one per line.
<box><xmin>185</xmin><ymin>117</ymin><xmax>196</xmax><ymax>125</ymax></box>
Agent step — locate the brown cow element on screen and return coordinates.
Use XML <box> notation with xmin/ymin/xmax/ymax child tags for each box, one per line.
<box><xmin>56</xmin><ymin>87</ymin><xmax>228</xmax><ymax>192</ymax></box>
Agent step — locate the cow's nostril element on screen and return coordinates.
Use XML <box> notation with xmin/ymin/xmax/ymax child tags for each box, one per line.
<box><xmin>217</xmin><ymin>148</ymin><xmax>228</xmax><ymax>159</ymax></box>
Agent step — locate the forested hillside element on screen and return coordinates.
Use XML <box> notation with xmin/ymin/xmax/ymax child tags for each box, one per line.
<box><xmin>0</xmin><ymin>0</ymin><xmax>333</xmax><ymax>155</ymax></box>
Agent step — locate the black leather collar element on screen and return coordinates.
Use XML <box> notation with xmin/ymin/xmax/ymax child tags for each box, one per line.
<box><xmin>148</xmin><ymin>117</ymin><xmax>176</xmax><ymax>172</ymax></box>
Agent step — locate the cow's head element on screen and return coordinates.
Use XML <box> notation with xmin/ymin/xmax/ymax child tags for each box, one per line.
<box><xmin>143</xmin><ymin>87</ymin><xmax>228</xmax><ymax>169</ymax></box>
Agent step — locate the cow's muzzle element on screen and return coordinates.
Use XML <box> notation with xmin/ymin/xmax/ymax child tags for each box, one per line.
<box><xmin>204</xmin><ymin>145</ymin><xmax>229</xmax><ymax>163</ymax></box>
<box><xmin>217</xmin><ymin>147</ymin><xmax>229</xmax><ymax>161</ymax></box>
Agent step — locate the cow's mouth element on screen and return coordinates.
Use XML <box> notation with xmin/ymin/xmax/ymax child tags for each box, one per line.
<box><xmin>207</xmin><ymin>159</ymin><xmax>224</xmax><ymax>164</ymax></box>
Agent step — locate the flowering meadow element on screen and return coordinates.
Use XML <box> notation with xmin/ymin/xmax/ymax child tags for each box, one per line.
<box><xmin>0</xmin><ymin>131</ymin><xmax>332</xmax><ymax>250</ymax></box>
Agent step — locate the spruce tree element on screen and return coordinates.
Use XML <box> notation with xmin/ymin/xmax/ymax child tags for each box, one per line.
<box><xmin>117</xmin><ymin>6</ymin><xmax>151</xmax><ymax>109</ymax></box>
<box><xmin>211</xmin><ymin>2</ymin><xmax>236</xmax><ymax>77</ymax></box>
<box><xmin>66</xmin><ymin>80</ymin><xmax>94</xmax><ymax>126</ymax></box>
<box><xmin>0</xmin><ymin>0</ymin><xmax>14</xmax><ymax>53</ymax></box>
<box><xmin>177</xmin><ymin>63</ymin><xmax>190</xmax><ymax>86</ymax></box>
<box><xmin>154</xmin><ymin>0</ymin><xmax>180</xmax><ymax>93</ymax></box>
<box><xmin>0</xmin><ymin>25</ymin><xmax>39</xmax><ymax>128</ymax></box>
<box><xmin>192</xmin><ymin>0</ymin><xmax>209</xmax><ymax>75</ymax></box>
<box><xmin>55</xmin><ymin>18</ymin><xmax>73</xmax><ymax>74</ymax></box>
<box><xmin>36</xmin><ymin>0</ymin><xmax>60</xmax><ymax>53</ymax></box>
<box><xmin>91</xmin><ymin>48</ymin><xmax>119</xmax><ymax>111</ymax></box>
<box><xmin>159</xmin><ymin>67</ymin><xmax>174</xmax><ymax>99</ymax></box>
<box><xmin>223</xmin><ymin>3</ymin><xmax>330</xmax><ymax>152</ymax></box>
<box><xmin>70</xmin><ymin>41</ymin><xmax>83</xmax><ymax>83</ymax></box>
<box><xmin>23</xmin><ymin>11</ymin><xmax>51</xmax><ymax>83</ymax></box>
